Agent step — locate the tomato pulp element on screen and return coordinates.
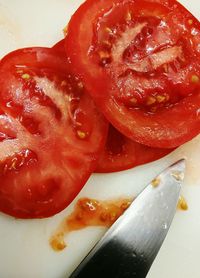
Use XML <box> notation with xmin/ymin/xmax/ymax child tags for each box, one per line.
<box><xmin>0</xmin><ymin>47</ymin><xmax>108</xmax><ymax>218</ymax></box>
<box><xmin>96</xmin><ymin>125</ymin><xmax>173</xmax><ymax>172</ymax></box>
<box><xmin>65</xmin><ymin>0</ymin><xmax>200</xmax><ymax>148</ymax></box>
<box><xmin>52</xmin><ymin>40</ymin><xmax>172</xmax><ymax>172</ymax></box>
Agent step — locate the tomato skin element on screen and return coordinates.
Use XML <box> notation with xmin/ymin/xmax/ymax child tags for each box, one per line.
<box><xmin>52</xmin><ymin>39</ymin><xmax>66</xmax><ymax>55</ymax></box>
<box><xmin>0</xmin><ymin>47</ymin><xmax>108</xmax><ymax>219</ymax></box>
<box><xmin>65</xmin><ymin>0</ymin><xmax>200</xmax><ymax>148</ymax></box>
<box><xmin>95</xmin><ymin>125</ymin><xmax>173</xmax><ymax>173</ymax></box>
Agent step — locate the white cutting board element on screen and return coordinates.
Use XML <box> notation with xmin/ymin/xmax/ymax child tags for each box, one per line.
<box><xmin>0</xmin><ymin>1</ymin><xmax>200</xmax><ymax>277</ymax></box>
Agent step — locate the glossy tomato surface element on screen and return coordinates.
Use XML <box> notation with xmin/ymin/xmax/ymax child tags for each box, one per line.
<box><xmin>52</xmin><ymin>39</ymin><xmax>66</xmax><ymax>55</ymax></box>
<box><xmin>96</xmin><ymin>125</ymin><xmax>173</xmax><ymax>172</ymax></box>
<box><xmin>52</xmin><ymin>40</ymin><xmax>172</xmax><ymax>173</ymax></box>
<box><xmin>65</xmin><ymin>0</ymin><xmax>200</xmax><ymax>148</ymax></box>
<box><xmin>0</xmin><ymin>47</ymin><xmax>108</xmax><ymax>218</ymax></box>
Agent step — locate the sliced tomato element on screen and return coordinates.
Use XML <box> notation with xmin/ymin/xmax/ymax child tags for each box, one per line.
<box><xmin>0</xmin><ymin>47</ymin><xmax>108</xmax><ymax>218</ymax></box>
<box><xmin>65</xmin><ymin>0</ymin><xmax>200</xmax><ymax>148</ymax></box>
<box><xmin>52</xmin><ymin>39</ymin><xmax>66</xmax><ymax>55</ymax></box>
<box><xmin>96</xmin><ymin>125</ymin><xmax>173</xmax><ymax>173</ymax></box>
<box><xmin>52</xmin><ymin>40</ymin><xmax>172</xmax><ymax>173</ymax></box>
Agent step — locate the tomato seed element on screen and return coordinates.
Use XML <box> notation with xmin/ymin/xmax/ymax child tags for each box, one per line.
<box><xmin>151</xmin><ymin>178</ymin><xmax>160</xmax><ymax>187</ymax></box>
<box><xmin>120</xmin><ymin>201</ymin><xmax>131</xmax><ymax>210</ymax></box>
<box><xmin>125</xmin><ymin>11</ymin><xmax>132</xmax><ymax>21</ymax></box>
<box><xmin>77</xmin><ymin>82</ymin><xmax>84</xmax><ymax>89</ymax></box>
<box><xmin>178</xmin><ymin>195</ymin><xmax>188</xmax><ymax>210</ymax></box>
<box><xmin>146</xmin><ymin>96</ymin><xmax>156</xmax><ymax>106</ymax></box>
<box><xmin>188</xmin><ymin>19</ymin><xmax>193</xmax><ymax>25</ymax></box>
<box><xmin>156</xmin><ymin>95</ymin><xmax>166</xmax><ymax>103</ymax></box>
<box><xmin>61</xmin><ymin>80</ymin><xmax>67</xmax><ymax>87</ymax></box>
<box><xmin>105</xmin><ymin>27</ymin><xmax>112</xmax><ymax>34</ymax></box>
<box><xmin>99</xmin><ymin>50</ymin><xmax>110</xmax><ymax>59</ymax></box>
<box><xmin>109</xmin><ymin>211</ymin><xmax>117</xmax><ymax>222</ymax></box>
<box><xmin>77</xmin><ymin>130</ymin><xmax>86</xmax><ymax>139</ymax></box>
<box><xmin>22</xmin><ymin>73</ymin><xmax>31</xmax><ymax>80</ymax></box>
<box><xmin>50</xmin><ymin>233</ymin><xmax>66</xmax><ymax>251</ymax></box>
<box><xmin>129</xmin><ymin>97</ymin><xmax>138</xmax><ymax>105</ymax></box>
<box><xmin>191</xmin><ymin>75</ymin><xmax>199</xmax><ymax>83</ymax></box>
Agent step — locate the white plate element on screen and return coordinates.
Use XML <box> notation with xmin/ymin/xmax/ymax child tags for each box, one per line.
<box><xmin>0</xmin><ymin>1</ymin><xmax>200</xmax><ymax>277</ymax></box>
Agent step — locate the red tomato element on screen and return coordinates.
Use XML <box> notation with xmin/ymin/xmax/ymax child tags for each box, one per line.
<box><xmin>0</xmin><ymin>47</ymin><xmax>108</xmax><ymax>218</ymax></box>
<box><xmin>52</xmin><ymin>40</ymin><xmax>172</xmax><ymax>173</ymax></box>
<box><xmin>65</xmin><ymin>0</ymin><xmax>200</xmax><ymax>148</ymax></box>
<box><xmin>96</xmin><ymin>125</ymin><xmax>173</xmax><ymax>173</ymax></box>
<box><xmin>52</xmin><ymin>39</ymin><xmax>66</xmax><ymax>55</ymax></box>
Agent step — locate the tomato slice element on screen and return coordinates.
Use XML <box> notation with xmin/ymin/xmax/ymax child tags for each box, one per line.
<box><xmin>52</xmin><ymin>40</ymin><xmax>172</xmax><ymax>173</ymax></box>
<box><xmin>52</xmin><ymin>39</ymin><xmax>66</xmax><ymax>55</ymax></box>
<box><xmin>65</xmin><ymin>0</ymin><xmax>200</xmax><ymax>148</ymax></box>
<box><xmin>0</xmin><ymin>47</ymin><xmax>108</xmax><ymax>218</ymax></box>
<box><xmin>96</xmin><ymin>125</ymin><xmax>173</xmax><ymax>172</ymax></box>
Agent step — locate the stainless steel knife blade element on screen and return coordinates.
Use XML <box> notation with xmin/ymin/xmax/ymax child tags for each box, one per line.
<box><xmin>69</xmin><ymin>159</ymin><xmax>186</xmax><ymax>278</ymax></box>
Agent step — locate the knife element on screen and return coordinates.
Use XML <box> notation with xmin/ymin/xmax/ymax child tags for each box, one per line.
<box><xmin>69</xmin><ymin>159</ymin><xmax>186</xmax><ymax>278</ymax></box>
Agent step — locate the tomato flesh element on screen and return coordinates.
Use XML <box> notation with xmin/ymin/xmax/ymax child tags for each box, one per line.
<box><xmin>0</xmin><ymin>47</ymin><xmax>108</xmax><ymax>218</ymax></box>
<box><xmin>65</xmin><ymin>0</ymin><xmax>200</xmax><ymax>148</ymax></box>
<box><xmin>95</xmin><ymin>3</ymin><xmax>199</xmax><ymax>111</ymax></box>
<box><xmin>52</xmin><ymin>40</ymin><xmax>172</xmax><ymax>173</ymax></box>
<box><xmin>52</xmin><ymin>39</ymin><xmax>66</xmax><ymax>55</ymax></box>
<box><xmin>96</xmin><ymin>125</ymin><xmax>173</xmax><ymax>172</ymax></box>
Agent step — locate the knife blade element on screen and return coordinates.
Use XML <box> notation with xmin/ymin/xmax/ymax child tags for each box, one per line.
<box><xmin>69</xmin><ymin>159</ymin><xmax>186</xmax><ymax>278</ymax></box>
